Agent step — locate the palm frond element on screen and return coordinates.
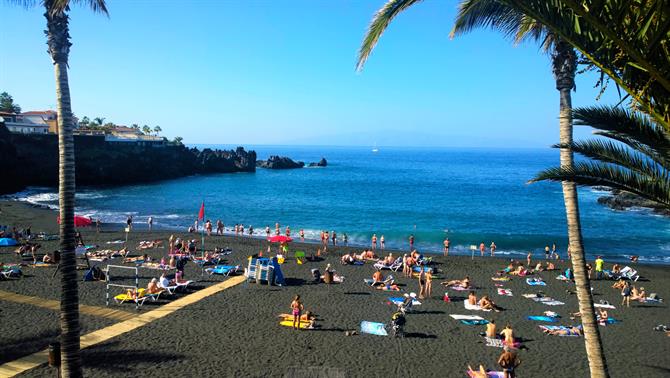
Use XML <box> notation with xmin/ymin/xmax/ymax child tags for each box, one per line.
<box><xmin>356</xmin><ymin>0</ymin><xmax>422</xmax><ymax>71</ymax></box>
<box><xmin>498</xmin><ymin>0</ymin><xmax>670</xmax><ymax>130</ymax></box>
<box><xmin>531</xmin><ymin>162</ymin><xmax>670</xmax><ymax>209</ymax></box>
<box><xmin>555</xmin><ymin>140</ymin><xmax>667</xmax><ymax>179</ymax></box>
<box><xmin>573</xmin><ymin>106</ymin><xmax>670</xmax><ymax>157</ymax></box>
<box><xmin>50</xmin><ymin>0</ymin><xmax>108</xmax><ymax>16</ymax></box>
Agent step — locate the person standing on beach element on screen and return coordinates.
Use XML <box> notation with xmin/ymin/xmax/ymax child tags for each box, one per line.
<box><xmin>621</xmin><ymin>281</ymin><xmax>632</xmax><ymax>307</ymax></box>
<box><xmin>526</xmin><ymin>251</ymin><xmax>532</xmax><ymax>267</ymax></box>
<box><xmin>147</xmin><ymin>216</ymin><xmax>153</xmax><ymax>231</ymax></box>
<box><xmin>490</xmin><ymin>242</ymin><xmax>497</xmax><ymax>257</ymax></box>
<box><xmin>343</xmin><ymin>233</ymin><xmax>348</xmax><ymax>246</ymax></box>
<box><xmin>544</xmin><ymin>245</ymin><xmax>550</xmax><ymax>260</ymax></box>
<box><xmin>332</xmin><ymin>231</ymin><xmax>337</xmax><ymax>246</ymax></box>
<box><xmin>285</xmin><ymin>226</ymin><xmax>291</xmax><ymax>237</ymax></box>
<box><xmin>595</xmin><ymin>256</ymin><xmax>604</xmax><ymax>280</ymax></box>
<box><xmin>216</xmin><ymin>220</ymin><xmax>223</xmax><ymax>235</ymax></box>
<box><xmin>443</xmin><ymin>238</ymin><xmax>450</xmax><ymax>256</ymax></box>
<box><xmin>409</xmin><ymin>235</ymin><xmax>415</xmax><ymax>251</ymax></box>
<box><xmin>126</xmin><ymin>215</ymin><xmax>133</xmax><ymax>231</ymax></box>
<box><xmin>299</xmin><ymin>229</ymin><xmax>305</xmax><ymax>242</ymax></box>
<box><xmin>372</xmin><ymin>234</ymin><xmax>378</xmax><ymax>250</ymax></box>
<box><xmin>291</xmin><ymin>295</ymin><xmax>304</xmax><ymax>330</ymax></box>
<box><xmin>498</xmin><ymin>346</ymin><xmax>520</xmax><ymax>378</ymax></box>
<box><xmin>418</xmin><ymin>266</ymin><xmax>427</xmax><ymax>299</ymax></box>
<box><xmin>552</xmin><ymin>243</ymin><xmax>558</xmax><ymax>259</ymax></box>
<box><xmin>205</xmin><ymin>220</ymin><xmax>212</xmax><ymax>236</ymax></box>
<box><xmin>275</xmin><ymin>223</ymin><xmax>281</xmax><ymax>235</ymax></box>
<box><xmin>266</xmin><ymin>226</ymin><xmax>271</xmax><ymax>238</ymax></box>
<box><xmin>96</xmin><ymin>219</ymin><xmax>101</xmax><ymax>233</ymax></box>
<box><xmin>168</xmin><ymin>234</ymin><xmax>175</xmax><ymax>253</ymax></box>
<box><xmin>380</xmin><ymin>235</ymin><xmax>385</xmax><ymax>250</ymax></box>
<box><xmin>480</xmin><ymin>242</ymin><xmax>485</xmax><ymax>257</ymax></box>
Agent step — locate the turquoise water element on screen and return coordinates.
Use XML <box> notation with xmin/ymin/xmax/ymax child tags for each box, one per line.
<box><xmin>10</xmin><ymin>146</ymin><xmax>670</xmax><ymax>264</ymax></box>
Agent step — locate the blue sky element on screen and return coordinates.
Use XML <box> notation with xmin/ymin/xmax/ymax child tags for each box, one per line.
<box><xmin>0</xmin><ymin>0</ymin><xmax>620</xmax><ymax>147</ymax></box>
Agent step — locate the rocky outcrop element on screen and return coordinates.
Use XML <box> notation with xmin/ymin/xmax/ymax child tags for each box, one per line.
<box><xmin>598</xmin><ymin>190</ymin><xmax>669</xmax><ymax>216</ymax></box>
<box><xmin>256</xmin><ymin>155</ymin><xmax>305</xmax><ymax>169</ymax></box>
<box><xmin>308</xmin><ymin>158</ymin><xmax>327</xmax><ymax>167</ymax></box>
<box><xmin>0</xmin><ymin>126</ymin><xmax>256</xmax><ymax>194</ymax></box>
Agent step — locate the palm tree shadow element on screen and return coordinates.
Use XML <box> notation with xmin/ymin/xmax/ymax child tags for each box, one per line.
<box><xmin>0</xmin><ymin>329</ymin><xmax>60</xmax><ymax>364</ymax></box>
<box><xmin>81</xmin><ymin>343</ymin><xmax>184</xmax><ymax>372</ymax></box>
<box><xmin>403</xmin><ymin>332</ymin><xmax>437</xmax><ymax>339</ymax></box>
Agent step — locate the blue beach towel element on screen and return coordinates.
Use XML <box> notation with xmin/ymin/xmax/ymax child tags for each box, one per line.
<box><xmin>527</xmin><ymin>315</ymin><xmax>557</xmax><ymax>322</ymax></box>
<box><xmin>389</xmin><ymin>297</ymin><xmax>421</xmax><ymax>306</ymax></box>
<box><xmin>360</xmin><ymin>321</ymin><xmax>388</xmax><ymax>336</ymax></box>
<box><xmin>526</xmin><ymin>278</ymin><xmax>547</xmax><ymax>286</ymax></box>
<box><xmin>461</xmin><ymin>319</ymin><xmax>489</xmax><ymax>326</ymax></box>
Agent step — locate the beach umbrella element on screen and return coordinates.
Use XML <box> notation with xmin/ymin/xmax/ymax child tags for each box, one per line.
<box><xmin>0</xmin><ymin>238</ymin><xmax>18</xmax><ymax>246</ymax></box>
<box><xmin>268</xmin><ymin>235</ymin><xmax>292</xmax><ymax>243</ymax></box>
<box><xmin>57</xmin><ymin>215</ymin><xmax>93</xmax><ymax>227</ymax></box>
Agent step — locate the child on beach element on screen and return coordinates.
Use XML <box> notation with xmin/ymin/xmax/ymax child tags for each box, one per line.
<box><xmin>290</xmin><ymin>295</ymin><xmax>304</xmax><ymax>330</ymax></box>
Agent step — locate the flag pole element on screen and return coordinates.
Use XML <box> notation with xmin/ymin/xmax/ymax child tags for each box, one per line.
<box><xmin>201</xmin><ymin>200</ymin><xmax>205</xmax><ymax>259</ymax></box>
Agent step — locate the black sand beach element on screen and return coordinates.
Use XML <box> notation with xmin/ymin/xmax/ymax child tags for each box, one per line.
<box><xmin>1</xmin><ymin>201</ymin><xmax>669</xmax><ymax>377</ymax></box>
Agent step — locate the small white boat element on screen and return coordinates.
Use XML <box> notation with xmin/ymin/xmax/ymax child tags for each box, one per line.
<box><xmin>372</xmin><ymin>143</ymin><xmax>379</xmax><ymax>153</ymax></box>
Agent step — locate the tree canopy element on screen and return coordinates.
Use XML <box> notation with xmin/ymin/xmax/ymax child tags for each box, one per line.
<box><xmin>0</xmin><ymin>92</ymin><xmax>22</xmax><ymax>113</ymax></box>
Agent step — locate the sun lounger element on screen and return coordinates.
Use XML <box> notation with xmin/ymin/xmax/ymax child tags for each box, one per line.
<box><xmin>618</xmin><ymin>266</ymin><xmax>640</xmax><ymax>281</ymax></box>
<box><xmin>206</xmin><ymin>265</ymin><xmax>240</xmax><ymax>276</ymax></box>
<box><xmin>114</xmin><ymin>290</ymin><xmax>149</xmax><ymax>307</ymax></box>
<box><xmin>158</xmin><ymin>281</ymin><xmax>178</xmax><ymax>295</ymax></box>
<box><xmin>594</xmin><ymin>303</ymin><xmax>616</xmax><ymax>309</ymax></box>
<box><xmin>175</xmin><ymin>280</ymin><xmax>193</xmax><ymax>291</ymax></box>
<box><xmin>373</xmin><ymin>257</ymin><xmax>403</xmax><ymax>271</ymax></box>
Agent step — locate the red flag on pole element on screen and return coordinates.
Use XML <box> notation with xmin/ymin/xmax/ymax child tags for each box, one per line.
<box><xmin>198</xmin><ymin>201</ymin><xmax>205</xmax><ymax>220</ymax></box>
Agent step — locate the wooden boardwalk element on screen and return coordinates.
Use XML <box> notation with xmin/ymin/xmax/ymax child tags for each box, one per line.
<box><xmin>0</xmin><ymin>275</ymin><xmax>246</xmax><ymax>377</ymax></box>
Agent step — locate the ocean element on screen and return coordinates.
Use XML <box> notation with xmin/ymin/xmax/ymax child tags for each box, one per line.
<box><xmin>7</xmin><ymin>145</ymin><xmax>670</xmax><ymax>264</ymax></box>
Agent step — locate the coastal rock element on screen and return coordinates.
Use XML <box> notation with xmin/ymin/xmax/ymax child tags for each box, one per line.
<box><xmin>256</xmin><ymin>155</ymin><xmax>305</xmax><ymax>169</ymax></box>
<box><xmin>598</xmin><ymin>190</ymin><xmax>669</xmax><ymax>216</ymax></box>
<box><xmin>0</xmin><ymin>130</ymin><xmax>256</xmax><ymax>194</ymax></box>
<box><xmin>308</xmin><ymin>158</ymin><xmax>327</xmax><ymax>167</ymax></box>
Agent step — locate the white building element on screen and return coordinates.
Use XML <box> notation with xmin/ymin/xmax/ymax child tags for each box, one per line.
<box><xmin>0</xmin><ymin>112</ymin><xmax>51</xmax><ymax>134</ymax></box>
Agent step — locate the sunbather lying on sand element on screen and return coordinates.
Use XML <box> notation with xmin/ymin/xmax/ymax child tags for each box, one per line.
<box><xmin>358</xmin><ymin>249</ymin><xmax>376</xmax><ymax>260</ymax></box>
<box><xmin>631</xmin><ymin>286</ymin><xmax>647</xmax><ymax>302</ymax></box>
<box><xmin>138</xmin><ymin>240</ymin><xmax>163</xmax><ymax>249</ymax></box>
<box><xmin>543</xmin><ymin>325</ymin><xmax>583</xmax><ymax>336</ymax></box>
<box><xmin>509</xmin><ymin>264</ymin><xmax>529</xmax><ymax>276</ymax></box>
<box><xmin>376</xmin><ymin>282</ymin><xmax>400</xmax><ymax>291</ymax></box>
<box><xmin>612</xmin><ymin>279</ymin><xmax>626</xmax><ymax>289</ymax></box>
<box><xmin>146</xmin><ymin>278</ymin><xmax>163</xmax><ymax>294</ymax></box>
<box><xmin>341</xmin><ymin>252</ymin><xmax>357</xmax><ymax>265</ymax></box>
<box><xmin>442</xmin><ymin>276</ymin><xmax>471</xmax><ymax>288</ymax></box>
<box><xmin>124</xmin><ymin>254</ymin><xmax>150</xmax><ymax>263</ymax></box>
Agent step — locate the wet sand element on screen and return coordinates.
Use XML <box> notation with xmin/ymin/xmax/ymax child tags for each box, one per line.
<box><xmin>1</xmin><ymin>201</ymin><xmax>669</xmax><ymax>377</ymax></box>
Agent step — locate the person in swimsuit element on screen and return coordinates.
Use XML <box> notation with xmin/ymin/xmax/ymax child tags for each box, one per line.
<box><xmin>500</xmin><ymin>324</ymin><xmax>514</xmax><ymax>345</ymax></box>
<box><xmin>299</xmin><ymin>229</ymin><xmax>305</xmax><ymax>242</ymax></box>
<box><xmin>425</xmin><ymin>269</ymin><xmax>432</xmax><ymax>298</ymax></box>
<box><xmin>545</xmin><ymin>245</ymin><xmax>550</xmax><ymax>259</ymax></box>
<box><xmin>480</xmin><ymin>242</ymin><xmax>486</xmax><ymax>256</ymax></box>
<box><xmin>497</xmin><ymin>346</ymin><xmax>520</xmax><ymax>378</ymax></box>
<box><xmin>380</xmin><ymin>235</ymin><xmax>385</xmax><ymax>250</ymax></box>
<box><xmin>290</xmin><ymin>295</ymin><xmax>304</xmax><ymax>330</ymax></box>
<box><xmin>468</xmin><ymin>291</ymin><xmax>478</xmax><ymax>306</ymax></box>
<box><xmin>443</xmin><ymin>238</ymin><xmax>450</xmax><ymax>256</ymax></box>
<box><xmin>371</xmin><ymin>234</ymin><xmax>377</xmax><ymax>250</ymax></box>
<box><xmin>418</xmin><ymin>266</ymin><xmax>427</xmax><ymax>299</ymax></box>
<box><xmin>490</xmin><ymin>241</ymin><xmax>497</xmax><ymax>257</ymax></box>
<box><xmin>409</xmin><ymin>235</ymin><xmax>414</xmax><ymax>251</ymax></box>
<box><xmin>486</xmin><ymin>319</ymin><xmax>497</xmax><ymax>338</ymax></box>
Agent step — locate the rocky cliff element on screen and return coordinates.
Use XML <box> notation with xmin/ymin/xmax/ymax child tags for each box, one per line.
<box><xmin>0</xmin><ymin>125</ymin><xmax>256</xmax><ymax>194</ymax></box>
<box><xmin>256</xmin><ymin>155</ymin><xmax>305</xmax><ymax>169</ymax></box>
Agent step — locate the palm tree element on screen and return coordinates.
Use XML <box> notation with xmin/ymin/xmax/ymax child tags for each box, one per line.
<box><xmin>142</xmin><ymin>125</ymin><xmax>152</xmax><ymax>135</ymax></box>
<box><xmin>533</xmin><ymin>106</ymin><xmax>670</xmax><ymax>209</ymax></box>
<box><xmin>8</xmin><ymin>1</ymin><xmax>108</xmax><ymax>376</ymax></box>
<box><xmin>93</xmin><ymin>116</ymin><xmax>105</xmax><ymax>126</ymax></box>
<box><xmin>153</xmin><ymin>125</ymin><xmax>162</xmax><ymax>136</ymax></box>
<box><xmin>357</xmin><ymin>1</ymin><xmax>608</xmax><ymax>376</ymax></box>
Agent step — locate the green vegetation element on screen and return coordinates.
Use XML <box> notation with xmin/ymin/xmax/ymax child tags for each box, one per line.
<box><xmin>0</xmin><ymin>91</ymin><xmax>22</xmax><ymax>113</ymax></box>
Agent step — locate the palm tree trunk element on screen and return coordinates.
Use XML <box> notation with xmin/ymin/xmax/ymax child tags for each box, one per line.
<box><xmin>46</xmin><ymin>3</ymin><xmax>83</xmax><ymax>376</ymax></box>
<box><xmin>555</xmin><ymin>41</ymin><xmax>609</xmax><ymax>378</ymax></box>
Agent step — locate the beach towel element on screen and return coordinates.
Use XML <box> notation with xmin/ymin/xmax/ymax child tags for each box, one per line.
<box><xmin>106</xmin><ymin>240</ymin><xmax>125</xmax><ymax>244</ymax></box>
<box><xmin>448</xmin><ymin>286</ymin><xmax>470</xmax><ymax>291</ymax></box>
<box><xmin>497</xmin><ymin>288</ymin><xmax>513</xmax><ymax>296</ymax></box>
<box><xmin>598</xmin><ymin>318</ymin><xmax>619</xmax><ymax>325</ymax></box>
<box><xmin>450</xmin><ymin>314</ymin><xmax>485</xmax><ymax>321</ymax></box>
<box><xmin>542</xmin><ymin>300</ymin><xmax>565</xmax><ymax>306</ymax></box>
<box><xmin>279</xmin><ymin>320</ymin><xmax>311</xmax><ymax>329</ymax></box>
<box><xmin>594</xmin><ymin>303</ymin><xmax>616</xmax><ymax>309</ymax></box>
<box><xmin>642</xmin><ymin>297</ymin><xmax>663</xmax><ymax>303</ymax></box>
<box><xmin>526</xmin><ymin>278</ymin><xmax>547</xmax><ymax>286</ymax></box>
<box><xmin>491</xmin><ymin>277</ymin><xmax>510</xmax><ymax>282</ymax></box>
<box><xmin>389</xmin><ymin>297</ymin><xmax>421</xmax><ymax>306</ymax></box>
<box><xmin>556</xmin><ymin>275</ymin><xmax>569</xmax><ymax>281</ymax></box>
<box><xmin>484</xmin><ymin>337</ymin><xmax>521</xmax><ymax>349</ymax></box>
<box><xmin>527</xmin><ymin>315</ymin><xmax>558</xmax><ymax>322</ymax></box>
<box><xmin>412</xmin><ymin>266</ymin><xmax>433</xmax><ymax>273</ymax></box>
<box><xmin>360</xmin><ymin>321</ymin><xmax>388</xmax><ymax>336</ymax></box>
<box><xmin>539</xmin><ymin>325</ymin><xmax>582</xmax><ymax>337</ymax></box>
<box><xmin>467</xmin><ymin>369</ymin><xmax>505</xmax><ymax>378</ymax></box>
<box><xmin>464</xmin><ymin>301</ymin><xmax>491</xmax><ymax>311</ymax></box>
<box><xmin>461</xmin><ymin>319</ymin><xmax>489</xmax><ymax>325</ymax></box>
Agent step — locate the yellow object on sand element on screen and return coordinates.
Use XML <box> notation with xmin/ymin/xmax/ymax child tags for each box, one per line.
<box><xmin>279</xmin><ymin>319</ymin><xmax>311</xmax><ymax>329</ymax></box>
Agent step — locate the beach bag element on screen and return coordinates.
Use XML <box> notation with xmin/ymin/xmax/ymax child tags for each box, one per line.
<box><xmin>311</xmin><ymin>269</ymin><xmax>320</xmax><ymax>282</ymax></box>
<box><xmin>649</xmin><ymin>293</ymin><xmax>659</xmax><ymax>300</ymax></box>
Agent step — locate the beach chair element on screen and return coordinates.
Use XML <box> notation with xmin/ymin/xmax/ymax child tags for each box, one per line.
<box><xmin>175</xmin><ymin>280</ymin><xmax>193</xmax><ymax>292</ymax></box>
<box><xmin>390</xmin><ymin>257</ymin><xmax>403</xmax><ymax>272</ymax></box>
<box><xmin>158</xmin><ymin>281</ymin><xmax>178</xmax><ymax>295</ymax></box>
<box><xmin>206</xmin><ymin>265</ymin><xmax>239</xmax><ymax>276</ymax></box>
<box><xmin>619</xmin><ymin>266</ymin><xmax>640</xmax><ymax>281</ymax></box>
<box><xmin>114</xmin><ymin>290</ymin><xmax>149</xmax><ymax>307</ymax></box>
